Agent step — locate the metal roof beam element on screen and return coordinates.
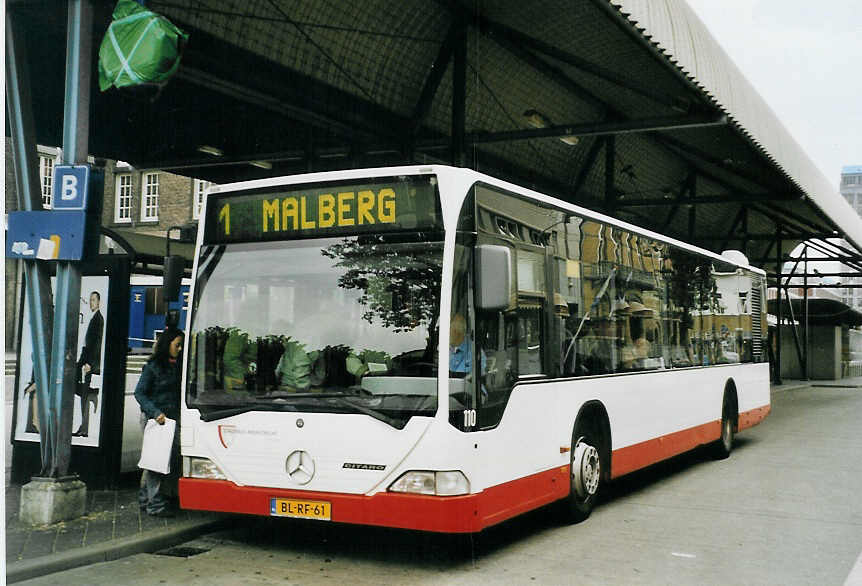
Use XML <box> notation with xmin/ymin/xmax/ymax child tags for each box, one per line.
<box><xmin>791</xmin><ymin>284</ymin><xmax>862</xmax><ymax>289</ymax></box>
<box><xmin>410</xmin><ymin>23</ymin><xmax>459</xmax><ymax>135</ymax></box>
<box><xmin>617</xmin><ymin>190</ymin><xmax>791</xmax><ymax>207</ymax></box>
<box><xmin>445</xmin><ymin>0</ymin><xmax>748</xmax><ymax>223</ymax></box>
<box><xmin>800</xmin><ymin>240</ymin><xmax>862</xmax><ymax>272</ymax></box>
<box><xmin>656</xmin><ymin>134</ymin><xmax>790</xmax><ymax>195</ymax></box>
<box><xmin>460</xmin><ymin>114</ymin><xmax>726</xmax><ymax>145</ymax></box>
<box><xmin>769</xmin><ymin>272</ymin><xmax>862</xmax><ymax>278</ymax></box>
<box><xmin>768</xmin><ymin>205</ymin><xmax>833</xmax><ymax>234</ymax></box>
<box><xmin>473</xmin><ymin>14</ymin><xmax>608</xmax><ymax>114</ymax></box>
<box><xmin>176</xmin><ymin>67</ymin><xmax>371</xmax><ymax>140</ymax></box>
<box><xmin>810</xmin><ymin>238</ymin><xmax>862</xmax><ymax>260</ymax></box>
<box><xmin>474</xmin><ymin>14</ymin><xmax>694</xmax><ymax>112</ymax></box>
<box><xmin>696</xmin><ymin>232</ymin><xmax>833</xmax><ymax>242</ymax></box>
<box><xmin>177</xmin><ymin>28</ymin><xmax>409</xmax><ymax>142</ymax></box>
<box><xmin>749</xmin><ymin>204</ymin><xmax>831</xmax><ymax>235</ymax></box>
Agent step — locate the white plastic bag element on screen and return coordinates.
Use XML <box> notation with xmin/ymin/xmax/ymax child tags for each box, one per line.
<box><xmin>137</xmin><ymin>417</ymin><xmax>176</xmax><ymax>474</ymax></box>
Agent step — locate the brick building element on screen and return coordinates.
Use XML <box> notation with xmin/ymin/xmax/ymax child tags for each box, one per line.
<box><xmin>4</xmin><ymin>141</ymin><xmax>211</xmax><ymax>350</ymax></box>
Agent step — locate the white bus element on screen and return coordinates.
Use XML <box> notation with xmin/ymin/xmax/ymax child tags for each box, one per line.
<box><xmin>179</xmin><ymin>165</ymin><xmax>770</xmax><ymax>532</ymax></box>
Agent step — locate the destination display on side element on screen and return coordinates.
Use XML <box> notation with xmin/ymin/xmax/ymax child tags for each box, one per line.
<box><xmin>203</xmin><ymin>175</ymin><xmax>442</xmax><ymax>244</ymax></box>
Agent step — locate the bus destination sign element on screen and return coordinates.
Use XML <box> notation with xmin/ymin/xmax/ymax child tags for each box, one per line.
<box><xmin>204</xmin><ymin>176</ymin><xmax>442</xmax><ymax>244</ymax></box>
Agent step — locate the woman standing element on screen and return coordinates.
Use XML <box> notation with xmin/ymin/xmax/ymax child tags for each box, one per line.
<box><xmin>134</xmin><ymin>327</ymin><xmax>184</xmax><ymax>517</ymax></box>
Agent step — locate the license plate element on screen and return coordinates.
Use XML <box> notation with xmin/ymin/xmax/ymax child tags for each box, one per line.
<box><xmin>270</xmin><ymin>498</ymin><xmax>331</xmax><ymax>520</ymax></box>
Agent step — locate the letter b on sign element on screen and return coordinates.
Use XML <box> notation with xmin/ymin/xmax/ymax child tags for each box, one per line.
<box><xmin>61</xmin><ymin>175</ymin><xmax>78</xmax><ymax>200</ymax></box>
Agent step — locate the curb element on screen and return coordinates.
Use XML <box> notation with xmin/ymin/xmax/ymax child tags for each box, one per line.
<box><xmin>770</xmin><ymin>383</ymin><xmax>811</xmax><ymax>394</ymax></box>
<box><xmin>6</xmin><ymin>517</ymin><xmax>230</xmax><ymax>584</ymax></box>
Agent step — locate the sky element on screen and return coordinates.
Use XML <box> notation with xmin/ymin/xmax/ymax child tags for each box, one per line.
<box><xmin>685</xmin><ymin>0</ymin><xmax>862</xmax><ymax>189</ymax></box>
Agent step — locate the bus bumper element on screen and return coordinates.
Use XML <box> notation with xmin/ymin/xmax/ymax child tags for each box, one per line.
<box><xmin>180</xmin><ymin>465</ymin><xmax>570</xmax><ymax>533</ymax></box>
<box><xmin>179</xmin><ymin>477</ymin><xmax>484</xmax><ymax>533</ymax></box>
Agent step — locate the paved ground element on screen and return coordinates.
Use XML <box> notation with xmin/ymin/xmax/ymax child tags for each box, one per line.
<box><xmin>4</xmin><ymin>474</ymin><xmax>228</xmax><ymax>583</ymax></box>
<box><xmin>4</xmin><ymin>361</ymin><xmax>227</xmax><ymax>584</ymax></box>
<box><xmin>4</xmin><ymin>373</ymin><xmax>862</xmax><ymax>584</ymax></box>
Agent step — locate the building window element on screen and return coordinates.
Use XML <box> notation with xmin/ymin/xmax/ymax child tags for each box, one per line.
<box><xmin>39</xmin><ymin>154</ymin><xmax>55</xmax><ymax>208</ymax></box>
<box><xmin>192</xmin><ymin>179</ymin><xmax>211</xmax><ymax>219</ymax></box>
<box><xmin>115</xmin><ymin>174</ymin><xmax>133</xmax><ymax>223</ymax></box>
<box><xmin>141</xmin><ymin>172</ymin><xmax>159</xmax><ymax>221</ymax></box>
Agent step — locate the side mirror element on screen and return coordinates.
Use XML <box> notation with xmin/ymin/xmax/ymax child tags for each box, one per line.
<box><xmin>476</xmin><ymin>245</ymin><xmax>512</xmax><ymax>311</ymax></box>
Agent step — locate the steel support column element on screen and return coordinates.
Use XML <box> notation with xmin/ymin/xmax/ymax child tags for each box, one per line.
<box><xmin>661</xmin><ymin>170</ymin><xmax>694</xmax><ymax>234</ymax></box>
<box><xmin>781</xmin><ymin>266</ymin><xmax>805</xmax><ymax>382</ymax></box>
<box><xmin>604</xmin><ymin>135</ymin><xmax>616</xmax><ymax>213</ymax></box>
<box><xmin>774</xmin><ymin>228</ymin><xmax>782</xmax><ymax>384</ymax></box>
<box><xmin>50</xmin><ymin>0</ymin><xmax>93</xmax><ymax>477</ymax></box>
<box><xmin>451</xmin><ymin>19</ymin><xmax>467</xmax><ymax>167</ymax></box>
<box><xmin>571</xmin><ymin>136</ymin><xmax>605</xmax><ymax>198</ymax></box>
<box><xmin>6</xmin><ymin>10</ymin><xmax>55</xmax><ymax>471</ymax></box>
<box><xmin>803</xmin><ymin>244</ymin><xmax>809</xmax><ymax>380</ymax></box>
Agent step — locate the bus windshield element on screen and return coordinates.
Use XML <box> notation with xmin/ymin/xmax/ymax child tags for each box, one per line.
<box><xmin>187</xmin><ymin>233</ymin><xmax>443</xmax><ymax>427</ymax></box>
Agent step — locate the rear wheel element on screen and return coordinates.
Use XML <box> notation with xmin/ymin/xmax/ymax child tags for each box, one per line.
<box><xmin>563</xmin><ymin>427</ymin><xmax>603</xmax><ymax>523</ymax></box>
<box><xmin>712</xmin><ymin>397</ymin><xmax>736</xmax><ymax>460</ymax></box>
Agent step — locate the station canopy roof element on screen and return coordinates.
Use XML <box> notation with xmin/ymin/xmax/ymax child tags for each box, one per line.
<box><xmin>10</xmin><ymin>0</ymin><xmax>862</xmax><ymax>275</ymax></box>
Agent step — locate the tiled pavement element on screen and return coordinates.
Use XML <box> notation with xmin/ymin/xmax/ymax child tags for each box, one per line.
<box><xmin>5</xmin><ymin>475</ymin><xmax>227</xmax><ymax>583</ymax></box>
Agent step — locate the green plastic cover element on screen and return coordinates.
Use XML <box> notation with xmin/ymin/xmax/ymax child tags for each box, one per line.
<box><xmin>98</xmin><ymin>0</ymin><xmax>188</xmax><ymax>91</ymax></box>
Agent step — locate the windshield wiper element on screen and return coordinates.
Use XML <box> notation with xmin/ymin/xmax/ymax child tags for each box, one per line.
<box><xmin>197</xmin><ymin>394</ymin><xmax>405</xmax><ymax>428</ymax></box>
<box><xmin>199</xmin><ymin>402</ymin><xmax>297</xmax><ymax>422</ymax></box>
<box><xmin>326</xmin><ymin>396</ymin><xmax>406</xmax><ymax>429</ymax></box>
<box><xmin>259</xmin><ymin>390</ymin><xmax>361</xmax><ymax>399</ymax></box>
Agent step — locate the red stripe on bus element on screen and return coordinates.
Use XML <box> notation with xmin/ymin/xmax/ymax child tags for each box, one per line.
<box><xmin>610</xmin><ymin>420</ymin><xmax>720</xmax><ymax>479</ymax></box>
<box><xmin>180</xmin><ymin>466</ymin><xmax>569</xmax><ymax>533</ymax></box>
<box><xmin>610</xmin><ymin>403</ymin><xmax>770</xmax><ymax>478</ymax></box>
<box><xmin>738</xmin><ymin>404</ymin><xmax>770</xmax><ymax>431</ymax></box>
<box><xmin>477</xmin><ymin>465</ymin><xmax>570</xmax><ymax>528</ymax></box>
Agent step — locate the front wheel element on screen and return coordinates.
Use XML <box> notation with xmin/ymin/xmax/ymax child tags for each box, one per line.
<box><xmin>562</xmin><ymin>431</ymin><xmax>603</xmax><ymax>523</ymax></box>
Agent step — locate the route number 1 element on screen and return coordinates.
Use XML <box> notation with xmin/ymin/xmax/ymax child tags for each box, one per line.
<box><xmin>219</xmin><ymin>203</ymin><xmax>230</xmax><ymax>235</ymax></box>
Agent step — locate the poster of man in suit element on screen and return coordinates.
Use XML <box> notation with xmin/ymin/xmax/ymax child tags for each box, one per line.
<box><xmin>15</xmin><ymin>276</ymin><xmax>109</xmax><ymax>446</ymax></box>
<box><xmin>74</xmin><ymin>290</ymin><xmax>104</xmax><ymax>437</ymax></box>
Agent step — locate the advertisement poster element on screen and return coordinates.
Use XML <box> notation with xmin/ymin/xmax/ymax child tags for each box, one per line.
<box><xmin>15</xmin><ymin>276</ymin><xmax>109</xmax><ymax>446</ymax></box>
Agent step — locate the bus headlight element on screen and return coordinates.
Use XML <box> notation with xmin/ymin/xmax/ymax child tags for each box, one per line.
<box><xmin>388</xmin><ymin>471</ymin><xmax>469</xmax><ymax>496</ymax></box>
<box><xmin>183</xmin><ymin>456</ymin><xmax>227</xmax><ymax>480</ymax></box>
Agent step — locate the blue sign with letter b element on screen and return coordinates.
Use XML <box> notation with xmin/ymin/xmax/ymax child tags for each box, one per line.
<box><xmin>52</xmin><ymin>165</ymin><xmax>90</xmax><ymax>210</ymax></box>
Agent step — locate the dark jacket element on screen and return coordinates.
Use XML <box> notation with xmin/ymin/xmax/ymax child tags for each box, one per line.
<box><xmin>134</xmin><ymin>359</ymin><xmax>181</xmax><ymax>420</ymax></box>
<box><xmin>78</xmin><ymin>310</ymin><xmax>104</xmax><ymax>373</ymax></box>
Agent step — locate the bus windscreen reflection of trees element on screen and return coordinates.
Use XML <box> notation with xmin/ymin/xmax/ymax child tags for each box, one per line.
<box><xmin>191</xmin><ymin>235</ymin><xmax>442</xmax><ymax>400</ymax></box>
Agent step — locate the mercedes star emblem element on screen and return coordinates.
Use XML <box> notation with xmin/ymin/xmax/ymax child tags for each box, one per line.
<box><xmin>285</xmin><ymin>450</ymin><xmax>315</xmax><ymax>485</ymax></box>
